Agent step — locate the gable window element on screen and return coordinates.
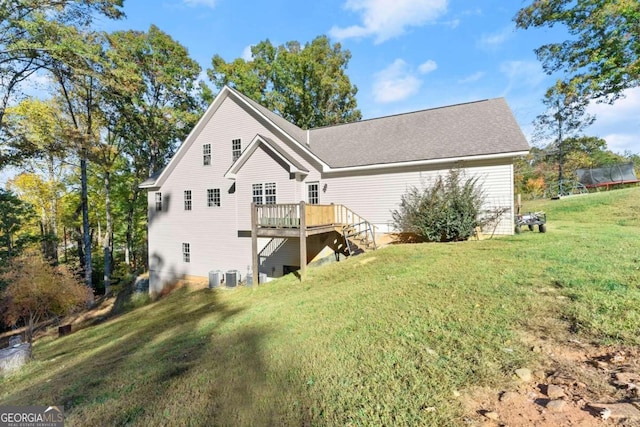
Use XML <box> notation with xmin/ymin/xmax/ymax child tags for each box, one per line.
<box><xmin>184</xmin><ymin>190</ymin><xmax>192</xmax><ymax>211</ymax></box>
<box><xmin>232</xmin><ymin>138</ymin><xmax>242</xmax><ymax>161</ymax></box>
<box><xmin>155</xmin><ymin>192</ymin><xmax>162</xmax><ymax>211</ymax></box>
<box><xmin>307</xmin><ymin>182</ymin><xmax>319</xmax><ymax>205</ymax></box>
<box><xmin>203</xmin><ymin>144</ymin><xmax>211</xmax><ymax>166</ymax></box>
<box><xmin>207</xmin><ymin>188</ymin><xmax>221</xmax><ymax>207</ymax></box>
<box><xmin>252</xmin><ymin>182</ymin><xmax>276</xmax><ymax>205</ymax></box>
<box><xmin>182</xmin><ymin>243</ymin><xmax>190</xmax><ymax>263</ymax></box>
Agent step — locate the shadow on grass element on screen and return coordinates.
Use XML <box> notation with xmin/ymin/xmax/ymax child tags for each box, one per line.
<box><xmin>2</xmin><ymin>286</ymin><xmax>300</xmax><ymax>425</ymax></box>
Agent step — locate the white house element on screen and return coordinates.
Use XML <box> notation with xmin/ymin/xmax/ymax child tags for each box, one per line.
<box><xmin>141</xmin><ymin>86</ymin><xmax>529</xmax><ymax>293</ymax></box>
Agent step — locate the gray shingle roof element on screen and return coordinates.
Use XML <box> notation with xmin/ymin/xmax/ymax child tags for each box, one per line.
<box><xmin>230</xmin><ymin>88</ymin><xmax>308</xmax><ymax>145</ymax></box>
<box><xmin>308</xmin><ymin>98</ymin><xmax>529</xmax><ymax>168</ymax></box>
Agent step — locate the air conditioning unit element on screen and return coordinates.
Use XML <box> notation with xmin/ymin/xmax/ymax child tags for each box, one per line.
<box><xmin>225</xmin><ymin>270</ymin><xmax>240</xmax><ymax>287</ymax></box>
<box><xmin>208</xmin><ymin>270</ymin><xmax>221</xmax><ymax>288</ymax></box>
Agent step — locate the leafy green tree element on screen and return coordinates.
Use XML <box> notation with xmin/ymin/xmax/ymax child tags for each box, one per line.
<box><xmin>0</xmin><ymin>0</ymin><xmax>124</xmax><ymax>132</ymax></box>
<box><xmin>515</xmin><ymin>0</ymin><xmax>640</xmax><ymax>103</ymax></box>
<box><xmin>209</xmin><ymin>36</ymin><xmax>362</xmax><ymax>129</ymax></box>
<box><xmin>103</xmin><ymin>25</ymin><xmax>205</xmax><ymax>270</ymax></box>
<box><xmin>0</xmin><ymin>189</ymin><xmax>34</xmax><ymax>260</ymax></box>
<box><xmin>533</xmin><ymin>80</ymin><xmax>595</xmax><ymax>195</ymax></box>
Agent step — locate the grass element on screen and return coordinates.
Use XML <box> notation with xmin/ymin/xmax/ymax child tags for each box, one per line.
<box><xmin>1</xmin><ymin>187</ymin><xmax>639</xmax><ymax>426</ymax></box>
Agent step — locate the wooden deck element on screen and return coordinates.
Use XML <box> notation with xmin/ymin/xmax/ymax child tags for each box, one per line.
<box><xmin>250</xmin><ymin>202</ymin><xmax>372</xmax><ymax>281</ymax></box>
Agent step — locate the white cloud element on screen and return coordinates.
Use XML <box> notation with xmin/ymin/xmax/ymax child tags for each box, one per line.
<box><xmin>458</xmin><ymin>71</ymin><xmax>485</xmax><ymax>84</ymax></box>
<box><xmin>373</xmin><ymin>59</ymin><xmax>422</xmax><ymax>103</ymax></box>
<box><xmin>241</xmin><ymin>45</ymin><xmax>254</xmax><ymax>61</ymax></box>
<box><xmin>499</xmin><ymin>60</ymin><xmax>546</xmax><ymax>96</ymax></box>
<box><xmin>182</xmin><ymin>0</ymin><xmax>218</xmax><ymax>8</ymax></box>
<box><xmin>418</xmin><ymin>60</ymin><xmax>437</xmax><ymax>74</ymax></box>
<box><xmin>478</xmin><ymin>25</ymin><xmax>514</xmax><ymax>49</ymax></box>
<box><xmin>587</xmin><ymin>88</ymin><xmax>640</xmax><ymax>153</ymax></box>
<box><xmin>330</xmin><ymin>0</ymin><xmax>449</xmax><ymax>44</ymax></box>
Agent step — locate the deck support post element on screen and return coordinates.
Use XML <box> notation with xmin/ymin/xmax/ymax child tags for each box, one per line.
<box><xmin>251</xmin><ymin>203</ymin><xmax>259</xmax><ymax>285</ymax></box>
<box><xmin>299</xmin><ymin>201</ymin><xmax>307</xmax><ymax>280</ymax></box>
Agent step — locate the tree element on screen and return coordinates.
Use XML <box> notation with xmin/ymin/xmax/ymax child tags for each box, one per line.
<box><xmin>533</xmin><ymin>80</ymin><xmax>595</xmax><ymax>195</ymax></box>
<box><xmin>515</xmin><ymin>0</ymin><xmax>640</xmax><ymax>103</ymax></box>
<box><xmin>0</xmin><ymin>189</ymin><xmax>34</xmax><ymax>260</ymax></box>
<box><xmin>0</xmin><ymin>250</ymin><xmax>90</xmax><ymax>343</ymax></box>
<box><xmin>208</xmin><ymin>36</ymin><xmax>362</xmax><ymax>129</ymax></box>
<box><xmin>103</xmin><ymin>25</ymin><xmax>205</xmax><ymax>270</ymax></box>
<box><xmin>0</xmin><ymin>0</ymin><xmax>124</xmax><ymax>132</ymax></box>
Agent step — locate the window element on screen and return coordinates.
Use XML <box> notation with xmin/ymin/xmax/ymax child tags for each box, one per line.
<box><xmin>265</xmin><ymin>182</ymin><xmax>276</xmax><ymax>204</ymax></box>
<box><xmin>252</xmin><ymin>183</ymin><xmax>276</xmax><ymax>205</ymax></box>
<box><xmin>203</xmin><ymin>144</ymin><xmax>211</xmax><ymax>166</ymax></box>
<box><xmin>182</xmin><ymin>243</ymin><xmax>190</xmax><ymax>263</ymax></box>
<box><xmin>307</xmin><ymin>182</ymin><xmax>319</xmax><ymax>205</ymax></box>
<box><xmin>184</xmin><ymin>190</ymin><xmax>192</xmax><ymax>211</ymax></box>
<box><xmin>155</xmin><ymin>192</ymin><xmax>162</xmax><ymax>211</ymax></box>
<box><xmin>232</xmin><ymin>138</ymin><xmax>242</xmax><ymax>161</ymax></box>
<box><xmin>252</xmin><ymin>183</ymin><xmax>263</xmax><ymax>205</ymax></box>
<box><xmin>207</xmin><ymin>188</ymin><xmax>220</xmax><ymax>207</ymax></box>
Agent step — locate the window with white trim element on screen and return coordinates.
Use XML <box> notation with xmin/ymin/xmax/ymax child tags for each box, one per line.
<box><xmin>155</xmin><ymin>192</ymin><xmax>162</xmax><ymax>211</ymax></box>
<box><xmin>265</xmin><ymin>182</ymin><xmax>276</xmax><ymax>204</ymax></box>
<box><xmin>232</xmin><ymin>138</ymin><xmax>242</xmax><ymax>161</ymax></box>
<box><xmin>203</xmin><ymin>144</ymin><xmax>211</xmax><ymax>166</ymax></box>
<box><xmin>252</xmin><ymin>182</ymin><xmax>276</xmax><ymax>205</ymax></box>
<box><xmin>184</xmin><ymin>190</ymin><xmax>192</xmax><ymax>211</ymax></box>
<box><xmin>182</xmin><ymin>242</ymin><xmax>190</xmax><ymax>263</ymax></box>
<box><xmin>207</xmin><ymin>188</ymin><xmax>220</xmax><ymax>207</ymax></box>
<box><xmin>307</xmin><ymin>182</ymin><xmax>319</xmax><ymax>205</ymax></box>
<box><xmin>252</xmin><ymin>183</ymin><xmax>263</xmax><ymax>205</ymax></box>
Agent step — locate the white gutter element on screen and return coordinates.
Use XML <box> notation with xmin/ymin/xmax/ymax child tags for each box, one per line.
<box><xmin>321</xmin><ymin>150</ymin><xmax>530</xmax><ymax>174</ymax></box>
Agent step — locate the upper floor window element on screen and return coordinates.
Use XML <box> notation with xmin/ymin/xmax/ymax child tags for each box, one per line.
<box><xmin>207</xmin><ymin>188</ymin><xmax>221</xmax><ymax>207</ymax></box>
<box><xmin>203</xmin><ymin>144</ymin><xmax>211</xmax><ymax>166</ymax></box>
<box><xmin>182</xmin><ymin>242</ymin><xmax>190</xmax><ymax>263</ymax></box>
<box><xmin>307</xmin><ymin>182</ymin><xmax>319</xmax><ymax>205</ymax></box>
<box><xmin>184</xmin><ymin>190</ymin><xmax>192</xmax><ymax>211</ymax></box>
<box><xmin>265</xmin><ymin>182</ymin><xmax>276</xmax><ymax>205</ymax></box>
<box><xmin>232</xmin><ymin>138</ymin><xmax>242</xmax><ymax>162</ymax></box>
<box><xmin>252</xmin><ymin>182</ymin><xmax>276</xmax><ymax>205</ymax></box>
<box><xmin>155</xmin><ymin>192</ymin><xmax>162</xmax><ymax>211</ymax></box>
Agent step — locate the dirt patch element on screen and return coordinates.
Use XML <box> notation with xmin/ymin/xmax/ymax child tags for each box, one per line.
<box><xmin>461</xmin><ymin>303</ymin><xmax>640</xmax><ymax>426</ymax></box>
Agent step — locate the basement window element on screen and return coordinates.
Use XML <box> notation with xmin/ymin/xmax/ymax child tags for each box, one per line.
<box><xmin>182</xmin><ymin>243</ymin><xmax>190</xmax><ymax>263</ymax></box>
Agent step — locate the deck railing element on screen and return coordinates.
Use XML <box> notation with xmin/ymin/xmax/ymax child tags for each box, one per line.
<box><xmin>255</xmin><ymin>202</ymin><xmax>371</xmax><ymax>229</ymax></box>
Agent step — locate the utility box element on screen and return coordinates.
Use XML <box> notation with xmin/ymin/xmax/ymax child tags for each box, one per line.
<box><xmin>246</xmin><ymin>272</ymin><xmax>253</xmax><ymax>287</ymax></box>
<box><xmin>208</xmin><ymin>270</ymin><xmax>222</xmax><ymax>288</ymax></box>
<box><xmin>259</xmin><ymin>273</ymin><xmax>267</xmax><ymax>284</ymax></box>
<box><xmin>225</xmin><ymin>270</ymin><xmax>239</xmax><ymax>287</ymax></box>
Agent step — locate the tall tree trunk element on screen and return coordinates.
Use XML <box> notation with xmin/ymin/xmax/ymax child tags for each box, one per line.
<box><xmin>125</xmin><ymin>186</ymin><xmax>139</xmax><ymax>269</ymax></box>
<box><xmin>103</xmin><ymin>170</ymin><xmax>112</xmax><ymax>295</ymax></box>
<box><xmin>48</xmin><ymin>153</ymin><xmax>59</xmax><ymax>263</ymax></box>
<box><xmin>81</xmin><ymin>154</ymin><xmax>93</xmax><ymax>299</ymax></box>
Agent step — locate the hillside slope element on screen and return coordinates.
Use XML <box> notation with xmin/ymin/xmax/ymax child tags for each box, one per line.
<box><xmin>1</xmin><ymin>188</ymin><xmax>639</xmax><ymax>426</ymax></box>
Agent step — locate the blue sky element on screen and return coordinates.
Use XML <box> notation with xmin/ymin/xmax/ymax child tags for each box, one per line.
<box><xmin>95</xmin><ymin>0</ymin><xmax>640</xmax><ymax>155</ymax></box>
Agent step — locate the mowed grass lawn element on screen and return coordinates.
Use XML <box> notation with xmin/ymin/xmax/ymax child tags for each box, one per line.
<box><xmin>1</xmin><ymin>188</ymin><xmax>639</xmax><ymax>426</ymax></box>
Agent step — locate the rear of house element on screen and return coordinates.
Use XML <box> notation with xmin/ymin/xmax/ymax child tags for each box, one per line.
<box><xmin>141</xmin><ymin>86</ymin><xmax>529</xmax><ymax>293</ymax></box>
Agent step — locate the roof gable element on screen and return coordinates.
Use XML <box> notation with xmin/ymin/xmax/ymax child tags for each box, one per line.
<box><xmin>224</xmin><ymin>134</ymin><xmax>309</xmax><ymax>179</ymax></box>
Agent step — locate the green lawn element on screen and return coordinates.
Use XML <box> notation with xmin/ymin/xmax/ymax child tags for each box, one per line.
<box><xmin>1</xmin><ymin>187</ymin><xmax>639</xmax><ymax>426</ymax></box>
